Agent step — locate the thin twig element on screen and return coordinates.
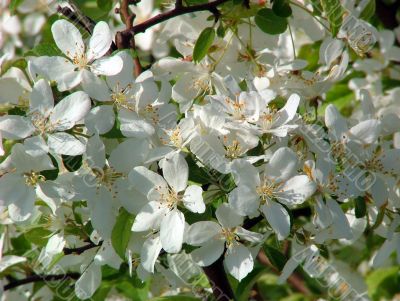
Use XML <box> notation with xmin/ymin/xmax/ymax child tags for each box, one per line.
<box><xmin>257</xmin><ymin>250</ymin><xmax>311</xmax><ymax>295</ymax></box>
<box><xmin>120</xmin><ymin>0</ymin><xmax>229</xmax><ymax>38</ymax></box>
<box><xmin>4</xmin><ymin>273</ymin><xmax>80</xmax><ymax>291</ymax></box>
<box><xmin>116</xmin><ymin>0</ymin><xmax>142</xmax><ymax>76</ymax></box>
<box><xmin>63</xmin><ymin>241</ymin><xmax>103</xmax><ymax>255</ymax></box>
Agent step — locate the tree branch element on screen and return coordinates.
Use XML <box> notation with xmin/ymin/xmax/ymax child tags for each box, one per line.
<box><xmin>4</xmin><ymin>273</ymin><xmax>80</xmax><ymax>291</ymax></box>
<box><xmin>202</xmin><ymin>255</ymin><xmax>235</xmax><ymax>301</ymax></box>
<box><xmin>63</xmin><ymin>241</ymin><xmax>103</xmax><ymax>255</ymax></box>
<box><xmin>57</xmin><ymin>4</ymin><xmax>95</xmax><ymax>34</ymax></box>
<box><xmin>257</xmin><ymin>250</ymin><xmax>311</xmax><ymax>295</ymax></box>
<box><xmin>116</xmin><ymin>0</ymin><xmax>142</xmax><ymax>76</ymax></box>
<box><xmin>119</xmin><ymin>0</ymin><xmax>229</xmax><ymax>39</ymax></box>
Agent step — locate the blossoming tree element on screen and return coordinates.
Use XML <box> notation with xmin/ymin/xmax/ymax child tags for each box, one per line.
<box><xmin>0</xmin><ymin>0</ymin><xmax>400</xmax><ymax>300</ymax></box>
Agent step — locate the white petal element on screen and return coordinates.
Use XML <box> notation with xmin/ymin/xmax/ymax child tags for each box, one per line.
<box><xmin>183</xmin><ymin>185</ymin><xmax>205</xmax><ymax>213</ymax></box>
<box><xmin>191</xmin><ymin>239</ymin><xmax>225</xmax><ymax>267</ymax></box>
<box><xmin>10</xmin><ymin>143</ymin><xmax>54</xmax><ymax>172</ymax></box>
<box><xmin>225</xmin><ymin>244</ymin><xmax>254</xmax><ymax>281</ymax></box>
<box><xmin>75</xmin><ymin>263</ymin><xmax>101</xmax><ymax>300</ymax></box>
<box><xmin>160</xmin><ymin>209</ymin><xmax>185</xmax><ymax>253</ymax></box>
<box><xmin>29</xmin><ymin>56</ymin><xmax>81</xmax><ymax>91</ymax></box>
<box><xmin>228</xmin><ymin>185</ymin><xmax>260</xmax><ymax>216</ymax></box>
<box><xmin>372</xmin><ymin>238</ymin><xmax>397</xmax><ymax>268</ymax></box>
<box><xmin>131</xmin><ymin>201</ymin><xmax>168</xmax><ymax>232</ymax></box>
<box><xmin>91</xmin><ymin>56</ymin><xmax>123</xmax><ymax>76</ymax></box>
<box><xmin>0</xmin><ymin>78</ymin><xmax>25</xmax><ymax>105</ymax></box>
<box><xmin>186</xmin><ymin>221</ymin><xmax>221</xmax><ymax>246</ymax></box>
<box><xmin>277</xmin><ymin>175</ymin><xmax>316</xmax><ymax>206</ymax></box>
<box><xmin>159</xmin><ymin>152</ymin><xmax>188</xmax><ymax>192</ymax></box>
<box><xmin>273</xmin><ymin>94</ymin><xmax>300</xmax><ymax>128</ymax></box>
<box><xmin>261</xmin><ymin>201</ymin><xmax>290</xmax><ymax>240</ymax></box>
<box><xmin>87</xmin><ymin>21</ymin><xmax>112</xmax><ymax>61</ymax></box>
<box><xmin>0</xmin><ymin>255</ymin><xmax>26</xmax><ymax>273</ymax></box>
<box><xmin>48</xmin><ymin>133</ymin><xmax>86</xmax><ymax>155</ymax></box>
<box><xmin>325</xmin><ymin>104</ymin><xmax>348</xmax><ymax>140</ymax></box>
<box><xmin>349</xmin><ymin>119</ymin><xmax>381</xmax><ymax>144</ymax></box>
<box><xmin>106</xmin><ymin>51</ymin><xmax>135</xmax><ymax>88</ymax></box>
<box><xmin>0</xmin><ymin>115</ymin><xmax>34</xmax><ymax>139</ymax></box>
<box><xmin>85</xmin><ymin>105</ymin><xmax>115</xmax><ymax>135</ymax></box>
<box><xmin>230</xmin><ymin>159</ymin><xmax>260</xmax><ymax>187</ymax></box>
<box><xmin>216</xmin><ymin>203</ymin><xmax>244</xmax><ymax>229</ymax></box>
<box><xmin>51</xmin><ymin>91</ymin><xmax>91</xmax><ymax>130</ymax></box>
<box><xmin>109</xmin><ymin>138</ymin><xmax>149</xmax><ymax>173</ymax></box>
<box><xmin>30</xmin><ymin>79</ymin><xmax>54</xmax><ymax>117</ymax></box>
<box><xmin>86</xmin><ymin>187</ymin><xmax>117</xmax><ymax>239</ymax></box>
<box><xmin>85</xmin><ymin>134</ymin><xmax>105</xmax><ymax>168</ymax></box>
<box><xmin>266</xmin><ymin>147</ymin><xmax>298</xmax><ymax>181</ymax></box>
<box><xmin>235</xmin><ymin>227</ymin><xmax>264</xmax><ymax>243</ymax></box>
<box><xmin>141</xmin><ymin>235</ymin><xmax>162</xmax><ymax>273</ymax></box>
<box><xmin>128</xmin><ymin>166</ymin><xmax>167</xmax><ymax>197</ymax></box>
<box><xmin>52</xmin><ymin>20</ymin><xmax>84</xmax><ymax>60</ymax></box>
<box><xmin>119</xmin><ymin>109</ymin><xmax>155</xmax><ymax>138</ymax></box>
<box><xmin>81</xmin><ymin>70</ymin><xmax>111</xmax><ymax>102</ymax></box>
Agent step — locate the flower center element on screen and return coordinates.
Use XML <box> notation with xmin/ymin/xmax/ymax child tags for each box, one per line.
<box><xmin>72</xmin><ymin>51</ymin><xmax>88</xmax><ymax>70</ymax></box>
<box><xmin>256</xmin><ymin>178</ymin><xmax>281</xmax><ymax>203</ymax></box>
<box><xmin>224</xmin><ymin>138</ymin><xmax>242</xmax><ymax>159</ymax></box>
<box><xmin>111</xmin><ymin>83</ymin><xmax>135</xmax><ymax>111</ymax></box>
<box><xmin>92</xmin><ymin>166</ymin><xmax>123</xmax><ymax>191</ymax></box>
<box><xmin>30</xmin><ymin>112</ymin><xmax>54</xmax><ymax>134</ymax></box>
<box><xmin>157</xmin><ymin>186</ymin><xmax>182</xmax><ymax>210</ymax></box>
<box><xmin>221</xmin><ymin>228</ymin><xmax>239</xmax><ymax>248</ymax></box>
<box><xmin>24</xmin><ymin>171</ymin><xmax>45</xmax><ymax>186</ymax></box>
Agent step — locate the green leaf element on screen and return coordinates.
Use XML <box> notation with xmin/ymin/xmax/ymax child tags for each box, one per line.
<box><xmin>263</xmin><ymin>244</ymin><xmax>287</xmax><ymax>271</ymax></box>
<box><xmin>367</xmin><ymin>267</ymin><xmax>400</xmax><ymax>301</ymax></box>
<box><xmin>321</xmin><ymin>0</ymin><xmax>344</xmax><ymax>37</ymax></box>
<box><xmin>24</xmin><ymin>228</ymin><xmax>52</xmax><ymax>246</ymax></box>
<box><xmin>149</xmin><ymin>296</ymin><xmax>201</xmax><ymax>301</ymax></box>
<box><xmin>217</xmin><ymin>23</ymin><xmax>226</xmax><ymax>38</ymax></box>
<box><xmin>236</xmin><ymin>266</ymin><xmax>265</xmax><ymax>301</ymax></box>
<box><xmin>111</xmin><ymin>208</ymin><xmax>135</xmax><ymax>259</ymax></box>
<box><xmin>193</xmin><ymin>27</ymin><xmax>216</xmax><ymax>63</ymax></box>
<box><xmin>9</xmin><ymin>0</ymin><xmax>23</xmax><ymax>13</ymax></box>
<box><xmin>25</xmin><ymin>43</ymin><xmax>63</xmax><ymax>57</ymax></box>
<box><xmin>272</xmin><ymin>0</ymin><xmax>292</xmax><ymax>18</ymax></box>
<box><xmin>354</xmin><ymin>196</ymin><xmax>367</xmax><ymax>218</ymax></box>
<box><xmin>359</xmin><ymin>0</ymin><xmax>375</xmax><ymax>21</ymax></box>
<box><xmin>255</xmin><ymin>8</ymin><xmax>288</xmax><ymax>35</ymax></box>
<box><xmin>97</xmin><ymin>0</ymin><xmax>113</xmax><ymax>11</ymax></box>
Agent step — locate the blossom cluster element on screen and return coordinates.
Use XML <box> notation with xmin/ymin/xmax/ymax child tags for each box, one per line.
<box><xmin>0</xmin><ymin>0</ymin><xmax>400</xmax><ymax>300</ymax></box>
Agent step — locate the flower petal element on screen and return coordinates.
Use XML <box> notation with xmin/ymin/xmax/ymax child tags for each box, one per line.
<box><xmin>190</xmin><ymin>239</ymin><xmax>225</xmax><ymax>267</ymax></box>
<box><xmin>216</xmin><ymin>203</ymin><xmax>244</xmax><ymax>229</ymax></box>
<box><xmin>47</xmin><ymin>132</ymin><xmax>86</xmax><ymax>156</ymax></box>
<box><xmin>261</xmin><ymin>201</ymin><xmax>290</xmax><ymax>240</ymax></box>
<box><xmin>159</xmin><ymin>152</ymin><xmax>188</xmax><ymax>193</ymax></box>
<box><xmin>51</xmin><ymin>91</ymin><xmax>91</xmax><ymax>130</ymax></box>
<box><xmin>30</xmin><ymin>79</ymin><xmax>54</xmax><ymax>117</ymax></box>
<box><xmin>132</xmin><ymin>201</ymin><xmax>168</xmax><ymax>232</ymax></box>
<box><xmin>141</xmin><ymin>235</ymin><xmax>162</xmax><ymax>273</ymax></box>
<box><xmin>52</xmin><ymin>20</ymin><xmax>84</xmax><ymax>60</ymax></box>
<box><xmin>186</xmin><ymin>221</ymin><xmax>221</xmax><ymax>246</ymax></box>
<box><xmin>91</xmin><ymin>55</ymin><xmax>123</xmax><ymax>76</ymax></box>
<box><xmin>87</xmin><ymin>21</ymin><xmax>112</xmax><ymax>61</ymax></box>
<box><xmin>160</xmin><ymin>209</ymin><xmax>185</xmax><ymax>253</ymax></box>
<box><xmin>225</xmin><ymin>244</ymin><xmax>254</xmax><ymax>281</ymax></box>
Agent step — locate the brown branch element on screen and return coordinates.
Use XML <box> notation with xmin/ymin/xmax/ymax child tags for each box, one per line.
<box><xmin>257</xmin><ymin>250</ymin><xmax>311</xmax><ymax>295</ymax></box>
<box><xmin>4</xmin><ymin>273</ymin><xmax>80</xmax><ymax>291</ymax></box>
<box><xmin>57</xmin><ymin>6</ymin><xmax>95</xmax><ymax>34</ymax></box>
<box><xmin>116</xmin><ymin>0</ymin><xmax>142</xmax><ymax>76</ymax></box>
<box><xmin>119</xmin><ymin>0</ymin><xmax>229</xmax><ymax>39</ymax></box>
<box><xmin>202</xmin><ymin>255</ymin><xmax>235</xmax><ymax>301</ymax></box>
<box><xmin>63</xmin><ymin>241</ymin><xmax>103</xmax><ymax>255</ymax></box>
